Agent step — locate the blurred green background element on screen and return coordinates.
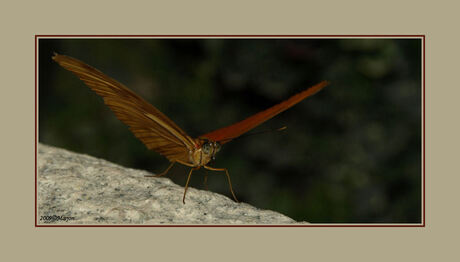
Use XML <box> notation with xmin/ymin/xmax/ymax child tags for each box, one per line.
<box><xmin>38</xmin><ymin>38</ymin><xmax>422</xmax><ymax>223</ymax></box>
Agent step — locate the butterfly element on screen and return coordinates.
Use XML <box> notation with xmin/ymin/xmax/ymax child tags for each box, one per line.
<box><xmin>52</xmin><ymin>53</ymin><xmax>329</xmax><ymax>204</ymax></box>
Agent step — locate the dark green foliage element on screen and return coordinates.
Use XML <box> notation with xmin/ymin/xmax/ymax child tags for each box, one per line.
<box><xmin>39</xmin><ymin>38</ymin><xmax>421</xmax><ymax>223</ymax></box>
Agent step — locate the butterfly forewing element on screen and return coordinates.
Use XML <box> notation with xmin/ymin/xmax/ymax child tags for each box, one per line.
<box><xmin>52</xmin><ymin>54</ymin><xmax>196</xmax><ymax>163</ymax></box>
<box><xmin>200</xmin><ymin>80</ymin><xmax>329</xmax><ymax>143</ymax></box>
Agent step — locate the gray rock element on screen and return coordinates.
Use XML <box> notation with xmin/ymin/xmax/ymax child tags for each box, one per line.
<box><xmin>37</xmin><ymin>143</ymin><xmax>298</xmax><ymax>224</ymax></box>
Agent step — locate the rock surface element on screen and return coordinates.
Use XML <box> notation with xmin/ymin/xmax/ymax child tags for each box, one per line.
<box><xmin>37</xmin><ymin>143</ymin><xmax>298</xmax><ymax>224</ymax></box>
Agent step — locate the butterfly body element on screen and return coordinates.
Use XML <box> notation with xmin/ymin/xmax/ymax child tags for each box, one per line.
<box><xmin>52</xmin><ymin>53</ymin><xmax>328</xmax><ymax>204</ymax></box>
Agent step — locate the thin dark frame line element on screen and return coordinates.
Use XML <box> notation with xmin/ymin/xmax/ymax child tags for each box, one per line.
<box><xmin>36</xmin><ymin>224</ymin><xmax>424</xmax><ymax>227</ymax></box>
<box><xmin>35</xmin><ymin>35</ymin><xmax>39</xmax><ymax>227</ymax></box>
<box><xmin>422</xmin><ymin>35</ymin><xmax>426</xmax><ymax>225</ymax></box>
<box><xmin>35</xmin><ymin>35</ymin><xmax>425</xmax><ymax>227</ymax></box>
<box><xmin>36</xmin><ymin>34</ymin><xmax>425</xmax><ymax>38</ymax></box>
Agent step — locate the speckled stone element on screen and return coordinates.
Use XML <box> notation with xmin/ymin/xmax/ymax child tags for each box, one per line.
<box><xmin>37</xmin><ymin>143</ymin><xmax>298</xmax><ymax>224</ymax></box>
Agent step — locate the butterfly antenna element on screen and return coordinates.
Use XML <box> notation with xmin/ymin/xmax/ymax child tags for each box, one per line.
<box><xmin>219</xmin><ymin>126</ymin><xmax>287</xmax><ymax>144</ymax></box>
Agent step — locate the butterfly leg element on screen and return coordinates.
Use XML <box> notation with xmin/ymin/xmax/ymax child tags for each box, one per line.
<box><xmin>203</xmin><ymin>170</ymin><xmax>209</xmax><ymax>191</ymax></box>
<box><xmin>145</xmin><ymin>161</ymin><xmax>175</xmax><ymax>177</ymax></box>
<box><xmin>204</xmin><ymin>166</ymin><xmax>239</xmax><ymax>203</ymax></box>
<box><xmin>183</xmin><ymin>167</ymin><xmax>199</xmax><ymax>204</ymax></box>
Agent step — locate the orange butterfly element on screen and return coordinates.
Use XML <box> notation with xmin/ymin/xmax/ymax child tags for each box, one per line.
<box><xmin>52</xmin><ymin>53</ymin><xmax>329</xmax><ymax>204</ymax></box>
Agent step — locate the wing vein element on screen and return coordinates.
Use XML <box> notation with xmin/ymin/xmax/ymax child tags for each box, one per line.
<box><xmin>53</xmin><ymin>53</ymin><xmax>196</xmax><ymax>163</ymax></box>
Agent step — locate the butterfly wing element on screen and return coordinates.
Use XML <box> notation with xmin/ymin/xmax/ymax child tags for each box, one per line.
<box><xmin>52</xmin><ymin>54</ymin><xmax>197</xmax><ymax>162</ymax></box>
<box><xmin>200</xmin><ymin>81</ymin><xmax>329</xmax><ymax>144</ymax></box>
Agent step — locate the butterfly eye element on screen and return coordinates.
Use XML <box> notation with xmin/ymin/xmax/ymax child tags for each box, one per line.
<box><xmin>214</xmin><ymin>142</ymin><xmax>221</xmax><ymax>152</ymax></box>
<box><xmin>202</xmin><ymin>143</ymin><xmax>211</xmax><ymax>154</ymax></box>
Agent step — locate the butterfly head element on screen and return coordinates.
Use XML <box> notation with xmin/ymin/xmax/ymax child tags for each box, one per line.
<box><xmin>198</xmin><ymin>139</ymin><xmax>222</xmax><ymax>164</ymax></box>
